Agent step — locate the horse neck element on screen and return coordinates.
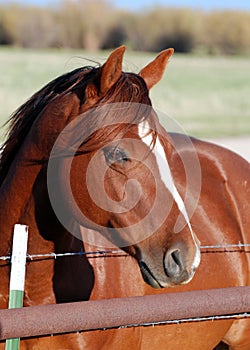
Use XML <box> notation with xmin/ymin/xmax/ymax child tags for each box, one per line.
<box><xmin>0</xmin><ymin>137</ymin><xmax>47</xmax><ymax>255</ymax></box>
<box><xmin>0</xmin><ymin>92</ymin><xmax>83</xmax><ymax>253</ymax></box>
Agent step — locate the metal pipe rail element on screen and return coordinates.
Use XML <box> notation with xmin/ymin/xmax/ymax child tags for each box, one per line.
<box><xmin>0</xmin><ymin>286</ymin><xmax>249</xmax><ymax>340</ymax></box>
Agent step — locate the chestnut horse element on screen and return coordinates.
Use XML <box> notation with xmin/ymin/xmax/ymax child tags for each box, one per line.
<box><xmin>0</xmin><ymin>47</ymin><xmax>249</xmax><ymax>349</ymax></box>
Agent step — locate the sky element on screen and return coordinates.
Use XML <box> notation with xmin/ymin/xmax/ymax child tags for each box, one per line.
<box><xmin>0</xmin><ymin>0</ymin><xmax>250</xmax><ymax>11</ymax></box>
<box><xmin>115</xmin><ymin>0</ymin><xmax>249</xmax><ymax>11</ymax></box>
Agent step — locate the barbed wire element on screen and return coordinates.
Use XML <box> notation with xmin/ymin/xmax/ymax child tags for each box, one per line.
<box><xmin>0</xmin><ymin>249</ymin><xmax>126</xmax><ymax>262</ymax></box>
<box><xmin>1</xmin><ymin>244</ymin><xmax>249</xmax><ymax>327</ymax></box>
<box><xmin>0</xmin><ymin>243</ymin><xmax>250</xmax><ymax>262</ymax></box>
<box><xmin>64</xmin><ymin>313</ymin><xmax>250</xmax><ymax>334</ymax></box>
<box><xmin>115</xmin><ymin>312</ymin><xmax>250</xmax><ymax>330</ymax></box>
<box><xmin>200</xmin><ymin>243</ymin><xmax>250</xmax><ymax>249</ymax></box>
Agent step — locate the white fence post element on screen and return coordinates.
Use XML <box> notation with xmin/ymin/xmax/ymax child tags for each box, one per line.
<box><xmin>5</xmin><ymin>224</ymin><xmax>28</xmax><ymax>350</ymax></box>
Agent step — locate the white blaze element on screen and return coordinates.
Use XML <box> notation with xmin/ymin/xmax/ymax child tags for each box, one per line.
<box><xmin>138</xmin><ymin>120</ymin><xmax>200</xmax><ymax>272</ymax></box>
<box><xmin>138</xmin><ymin>121</ymin><xmax>192</xmax><ymax>233</ymax></box>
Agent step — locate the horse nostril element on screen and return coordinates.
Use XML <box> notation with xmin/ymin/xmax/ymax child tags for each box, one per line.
<box><xmin>164</xmin><ymin>249</ymin><xmax>182</xmax><ymax>278</ymax></box>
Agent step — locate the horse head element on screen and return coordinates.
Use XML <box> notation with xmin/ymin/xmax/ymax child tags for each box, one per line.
<box><xmin>0</xmin><ymin>46</ymin><xmax>200</xmax><ymax>289</ymax></box>
<box><xmin>46</xmin><ymin>46</ymin><xmax>200</xmax><ymax>288</ymax></box>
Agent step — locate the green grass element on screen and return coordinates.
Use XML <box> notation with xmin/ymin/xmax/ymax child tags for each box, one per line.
<box><xmin>152</xmin><ymin>55</ymin><xmax>250</xmax><ymax>137</ymax></box>
<box><xmin>0</xmin><ymin>47</ymin><xmax>250</xmax><ymax>141</ymax></box>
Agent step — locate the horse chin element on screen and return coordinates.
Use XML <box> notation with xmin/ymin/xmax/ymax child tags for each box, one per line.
<box><xmin>139</xmin><ymin>261</ymin><xmax>164</xmax><ymax>289</ymax></box>
<box><xmin>139</xmin><ymin>261</ymin><xmax>196</xmax><ymax>289</ymax></box>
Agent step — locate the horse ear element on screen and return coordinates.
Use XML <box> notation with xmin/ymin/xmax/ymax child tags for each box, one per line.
<box><xmin>100</xmin><ymin>46</ymin><xmax>126</xmax><ymax>95</ymax></box>
<box><xmin>139</xmin><ymin>48</ymin><xmax>174</xmax><ymax>90</ymax></box>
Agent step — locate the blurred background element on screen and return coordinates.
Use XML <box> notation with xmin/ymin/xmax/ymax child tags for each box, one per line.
<box><xmin>0</xmin><ymin>0</ymin><xmax>250</xmax><ymax>156</ymax></box>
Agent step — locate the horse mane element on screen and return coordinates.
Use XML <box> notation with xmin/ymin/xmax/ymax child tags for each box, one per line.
<box><xmin>0</xmin><ymin>66</ymin><xmax>97</xmax><ymax>184</ymax></box>
<box><xmin>0</xmin><ymin>64</ymin><xmax>154</xmax><ymax>185</ymax></box>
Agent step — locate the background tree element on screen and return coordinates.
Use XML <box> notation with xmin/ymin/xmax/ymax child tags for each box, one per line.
<box><xmin>0</xmin><ymin>1</ymin><xmax>250</xmax><ymax>55</ymax></box>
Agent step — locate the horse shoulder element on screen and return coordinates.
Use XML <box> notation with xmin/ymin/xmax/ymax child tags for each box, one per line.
<box><xmin>193</xmin><ymin>138</ymin><xmax>250</xmax><ymax>233</ymax></box>
<box><xmin>193</xmin><ymin>138</ymin><xmax>250</xmax><ymax>280</ymax></box>
<box><xmin>178</xmin><ymin>137</ymin><xmax>250</xmax><ymax>349</ymax></box>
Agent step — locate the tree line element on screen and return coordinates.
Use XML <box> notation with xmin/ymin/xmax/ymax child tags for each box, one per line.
<box><xmin>0</xmin><ymin>0</ymin><xmax>250</xmax><ymax>55</ymax></box>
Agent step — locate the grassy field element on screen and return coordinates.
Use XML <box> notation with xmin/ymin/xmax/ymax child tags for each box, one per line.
<box><xmin>0</xmin><ymin>47</ymin><xmax>250</xmax><ymax>141</ymax></box>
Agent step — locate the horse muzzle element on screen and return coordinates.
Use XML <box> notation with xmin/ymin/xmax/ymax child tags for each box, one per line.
<box><xmin>138</xmin><ymin>243</ymin><xmax>201</xmax><ymax>289</ymax></box>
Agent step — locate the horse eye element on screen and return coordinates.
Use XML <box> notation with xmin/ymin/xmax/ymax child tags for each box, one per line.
<box><xmin>104</xmin><ymin>148</ymin><xmax>129</xmax><ymax>164</ymax></box>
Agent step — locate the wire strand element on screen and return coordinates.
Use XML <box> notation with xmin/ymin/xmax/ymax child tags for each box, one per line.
<box><xmin>116</xmin><ymin>312</ymin><xmax>250</xmax><ymax>330</ymax></box>
<box><xmin>200</xmin><ymin>243</ymin><xmax>250</xmax><ymax>249</ymax></box>
<box><xmin>0</xmin><ymin>250</ymin><xmax>125</xmax><ymax>262</ymax></box>
<box><xmin>0</xmin><ymin>243</ymin><xmax>249</xmax><ymax>262</ymax></box>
